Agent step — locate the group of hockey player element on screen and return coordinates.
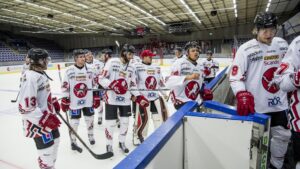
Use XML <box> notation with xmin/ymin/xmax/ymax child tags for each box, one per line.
<box><xmin>15</xmin><ymin>10</ymin><xmax>300</xmax><ymax>169</ymax></box>
<box><xmin>230</xmin><ymin>12</ymin><xmax>300</xmax><ymax>169</ymax></box>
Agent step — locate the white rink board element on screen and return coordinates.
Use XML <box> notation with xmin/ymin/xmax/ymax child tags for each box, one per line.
<box><xmin>185</xmin><ymin>116</ymin><xmax>253</xmax><ymax>169</ymax></box>
<box><xmin>146</xmin><ymin>125</ymin><xmax>184</xmax><ymax>169</ymax></box>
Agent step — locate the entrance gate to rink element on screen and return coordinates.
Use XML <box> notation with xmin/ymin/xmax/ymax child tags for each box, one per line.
<box><xmin>114</xmin><ymin>101</ymin><xmax>270</xmax><ymax>169</ymax></box>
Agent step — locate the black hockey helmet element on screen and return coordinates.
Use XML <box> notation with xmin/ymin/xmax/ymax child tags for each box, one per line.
<box><xmin>206</xmin><ymin>50</ymin><xmax>213</xmax><ymax>54</ymax></box>
<box><xmin>254</xmin><ymin>12</ymin><xmax>278</xmax><ymax>29</ymax></box>
<box><xmin>73</xmin><ymin>49</ymin><xmax>87</xmax><ymax>58</ymax></box>
<box><xmin>28</xmin><ymin>48</ymin><xmax>49</xmax><ymax>61</ymax></box>
<box><xmin>102</xmin><ymin>48</ymin><xmax>112</xmax><ymax>55</ymax></box>
<box><xmin>122</xmin><ymin>44</ymin><xmax>135</xmax><ymax>53</ymax></box>
<box><xmin>175</xmin><ymin>47</ymin><xmax>182</xmax><ymax>52</ymax></box>
<box><xmin>184</xmin><ymin>41</ymin><xmax>200</xmax><ymax>51</ymax></box>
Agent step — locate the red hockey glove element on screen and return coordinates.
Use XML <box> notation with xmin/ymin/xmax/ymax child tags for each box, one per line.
<box><xmin>293</xmin><ymin>69</ymin><xmax>300</xmax><ymax>88</ymax></box>
<box><xmin>93</xmin><ymin>92</ymin><xmax>100</xmax><ymax>108</ymax></box>
<box><xmin>236</xmin><ymin>91</ymin><xmax>255</xmax><ymax>116</ymax></box>
<box><xmin>52</xmin><ymin>97</ymin><xmax>60</xmax><ymax>113</ymax></box>
<box><xmin>39</xmin><ymin>111</ymin><xmax>61</xmax><ymax>131</ymax></box>
<box><xmin>109</xmin><ymin>80</ymin><xmax>127</xmax><ymax>94</ymax></box>
<box><xmin>136</xmin><ymin>95</ymin><xmax>149</xmax><ymax>108</ymax></box>
<box><xmin>200</xmin><ymin>89</ymin><xmax>213</xmax><ymax>101</ymax></box>
<box><xmin>61</xmin><ymin>97</ymin><xmax>70</xmax><ymax>112</ymax></box>
<box><xmin>204</xmin><ymin>67</ymin><xmax>211</xmax><ymax>76</ymax></box>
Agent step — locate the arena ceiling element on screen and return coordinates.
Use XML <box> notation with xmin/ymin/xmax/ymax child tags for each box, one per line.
<box><xmin>0</xmin><ymin>0</ymin><xmax>299</xmax><ymax>36</ymax></box>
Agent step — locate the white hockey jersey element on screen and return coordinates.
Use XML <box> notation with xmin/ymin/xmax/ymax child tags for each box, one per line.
<box><xmin>230</xmin><ymin>37</ymin><xmax>288</xmax><ymax>113</ymax></box>
<box><xmin>135</xmin><ymin>62</ymin><xmax>164</xmax><ymax>101</ymax></box>
<box><xmin>86</xmin><ymin>59</ymin><xmax>104</xmax><ymax>75</ymax></box>
<box><xmin>165</xmin><ymin>58</ymin><xmax>204</xmax><ymax>105</ymax></box>
<box><xmin>98</xmin><ymin>58</ymin><xmax>140</xmax><ymax>106</ymax></box>
<box><xmin>199</xmin><ymin>58</ymin><xmax>219</xmax><ymax>78</ymax></box>
<box><xmin>61</xmin><ymin>65</ymin><xmax>95</xmax><ymax>109</ymax></box>
<box><xmin>275</xmin><ymin>35</ymin><xmax>300</xmax><ymax>131</ymax></box>
<box><xmin>18</xmin><ymin>70</ymin><xmax>55</xmax><ymax>138</ymax></box>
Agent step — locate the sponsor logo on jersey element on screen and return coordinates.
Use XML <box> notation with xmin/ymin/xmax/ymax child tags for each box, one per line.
<box><xmin>262</xmin><ymin>67</ymin><xmax>279</xmax><ymax>94</ymax></box>
<box><xmin>73</xmin><ymin>83</ymin><xmax>88</xmax><ymax>98</ymax></box>
<box><xmin>77</xmin><ymin>99</ymin><xmax>86</xmax><ymax>105</ymax></box>
<box><xmin>42</xmin><ymin>132</ymin><xmax>53</xmax><ymax>144</ymax></box>
<box><xmin>116</xmin><ymin>96</ymin><xmax>125</xmax><ymax>102</ymax></box>
<box><xmin>148</xmin><ymin>92</ymin><xmax>156</xmax><ymax>98</ymax></box>
<box><xmin>263</xmin><ymin>55</ymin><xmax>279</xmax><ymax>60</ymax></box>
<box><xmin>249</xmin><ymin>56</ymin><xmax>263</xmax><ymax>62</ymax></box>
<box><xmin>268</xmin><ymin>96</ymin><xmax>282</xmax><ymax>107</ymax></box>
<box><xmin>147</xmin><ymin>69</ymin><xmax>155</xmax><ymax>75</ymax></box>
<box><xmin>145</xmin><ymin>76</ymin><xmax>157</xmax><ymax>89</ymax></box>
<box><xmin>266</xmin><ymin>50</ymin><xmax>276</xmax><ymax>53</ymax></box>
<box><xmin>247</xmin><ymin>50</ymin><xmax>263</xmax><ymax>58</ymax></box>
<box><xmin>185</xmin><ymin>81</ymin><xmax>200</xmax><ymax>100</ymax></box>
<box><xmin>76</xmin><ymin>75</ymin><xmax>87</xmax><ymax>81</ymax></box>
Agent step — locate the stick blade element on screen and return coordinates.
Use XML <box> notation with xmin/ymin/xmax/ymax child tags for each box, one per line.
<box><xmin>11</xmin><ymin>100</ymin><xmax>17</xmax><ymax>103</ymax></box>
<box><xmin>93</xmin><ymin>152</ymin><xmax>114</xmax><ymax>159</ymax></box>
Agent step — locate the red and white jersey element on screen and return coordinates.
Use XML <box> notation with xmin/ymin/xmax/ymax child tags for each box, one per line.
<box><xmin>229</xmin><ymin>37</ymin><xmax>288</xmax><ymax>113</ymax></box>
<box><xmin>98</xmin><ymin>58</ymin><xmax>140</xmax><ymax>106</ymax></box>
<box><xmin>135</xmin><ymin>62</ymin><xmax>164</xmax><ymax>101</ymax></box>
<box><xmin>275</xmin><ymin>35</ymin><xmax>300</xmax><ymax>132</ymax></box>
<box><xmin>18</xmin><ymin>70</ymin><xmax>55</xmax><ymax>138</ymax></box>
<box><xmin>165</xmin><ymin>58</ymin><xmax>204</xmax><ymax>105</ymax></box>
<box><xmin>86</xmin><ymin>59</ymin><xmax>105</xmax><ymax>75</ymax></box>
<box><xmin>61</xmin><ymin>65</ymin><xmax>95</xmax><ymax>109</ymax></box>
<box><xmin>130</xmin><ymin>55</ymin><xmax>142</xmax><ymax>64</ymax></box>
<box><xmin>199</xmin><ymin>58</ymin><xmax>219</xmax><ymax>78</ymax></box>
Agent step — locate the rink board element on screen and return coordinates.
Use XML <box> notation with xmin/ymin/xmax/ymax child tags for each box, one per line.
<box><xmin>114</xmin><ymin>101</ymin><xmax>269</xmax><ymax>169</ymax></box>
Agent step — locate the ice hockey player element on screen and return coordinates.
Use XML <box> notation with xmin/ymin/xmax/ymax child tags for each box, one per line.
<box><xmin>166</xmin><ymin>41</ymin><xmax>213</xmax><ymax>110</ymax></box>
<box><xmin>97</xmin><ymin>48</ymin><xmax>113</xmax><ymax>125</ymax></box>
<box><xmin>229</xmin><ymin>12</ymin><xmax>291</xmax><ymax>169</ymax></box>
<box><xmin>132</xmin><ymin>49</ymin><xmax>169</xmax><ymax>145</ymax></box>
<box><xmin>274</xmin><ymin>35</ymin><xmax>300</xmax><ymax>169</ymax></box>
<box><xmin>98</xmin><ymin>44</ymin><xmax>149</xmax><ymax>155</ymax></box>
<box><xmin>200</xmin><ymin>50</ymin><xmax>219</xmax><ymax>83</ymax></box>
<box><xmin>18</xmin><ymin>48</ymin><xmax>61</xmax><ymax>169</ymax></box>
<box><xmin>85</xmin><ymin>50</ymin><xmax>106</xmax><ymax>126</ymax></box>
<box><xmin>61</xmin><ymin>49</ymin><xmax>100</xmax><ymax>152</ymax></box>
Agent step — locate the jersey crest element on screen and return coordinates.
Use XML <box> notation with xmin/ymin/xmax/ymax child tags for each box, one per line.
<box><xmin>145</xmin><ymin>76</ymin><xmax>157</xmax><ymax>89</ymax></box>
<box><xmin>73</xmin><ymin>83</ymin><xmax>88</xmax><ymax>98</ymax></box>
<box><xmin>184</xmin><ymin>81</ymin><xmax>200</xmax><ymax>100</ymax></box>
<box><xmin>262</xmin><ymin>67</ymin><xmax>279</xmax><ymax>94</ymax></box>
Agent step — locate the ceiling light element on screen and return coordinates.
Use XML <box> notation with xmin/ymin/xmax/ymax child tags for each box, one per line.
<box><xmin>179</xmin><ymin>0</ymin><xmax>201</xmax><ymax>24</ymax></box>
<box><xmin>119</xmin><ymin>0</ymin><xmax>166</xmax><ymax>26</ymax></box>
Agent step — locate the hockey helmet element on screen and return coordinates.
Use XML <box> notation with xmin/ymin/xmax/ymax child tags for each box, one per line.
<box><xmin>175</xmin><ymin>47</ymin><xmax>183</xmax><ymax>52</ymax></box>
<box><xmin>122</xmin><ymin>44</ymin><xmax>135</xmax><ymax>53</ymax></box>
<box><xmin>206</xmin><ymin>50</ymin><xmax>213</xmax><ymax>54</ymax></box>
<box><xmin>28</xmin><ymin>48</ymin><xmax>49</xmax><ymax>61</ymax></box>
<box><xmin>254</xmin><ymin>12</ymin><xmax>277</xmax><ymax>29</ymax></box>
<box><xmin>184</xmin><ymin>41</ymin><xmax>200</xmax><ymax>51</ymax></box>
<box><xmin>102</xmin><ymin>48</ymin><xmax>113</xmax><ymax>55</ymax></box>
<box><xmin>73</xmin><ymin>49</ymin><xmax>87</xmax><ymax>58</ymax></box>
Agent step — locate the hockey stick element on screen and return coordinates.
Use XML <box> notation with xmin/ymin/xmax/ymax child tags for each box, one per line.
<box><xmin>55</xmin><ymin>111</ymin><xmax>114</xmax><ymax>159</ymax></box>
<box><xmin>11</xmin><ymin>91</ymin><xmax>20</xmax><ymax>103</ymax></box>
<box><xmin>57</xmin><ymin>64</ymin><xmax>82</xmax><ymax>153</ymax></box>
<box><xmin>88</xmin><ymin>88</ymin><xmax>170</xmax><ymax>92</ymax></box>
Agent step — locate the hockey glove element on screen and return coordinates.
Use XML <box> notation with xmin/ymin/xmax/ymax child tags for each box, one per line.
<box><xmin>52</xmin><ymin>97</ymin><xmax>60</xmax><ymax>113</ymax></box>
<box><xmin>203</xmin><ymin>67</ymin><xmax>211</xmax><ymax>76</ymax></box>
<box><xmin>93</xmin><ymin>92</ymin><xmax>100</xmax><ymax>108</ymax></box>
<box><xmin>136</xmin><ymin>95</ymin><xmax>149</xmax><ymax>108</ymax></box>
<box><xmin>39</xmin><ymin>111</ymin><xmax>61</xmax><ymax>132</ymax></box>
<box><xmin>200</xmin><ymin>89</ymin><xmax>213</xmax><ymax>101</ymax></box>
<box><xmin>236</xmin><ymin>91</ymin><xmax>255</xmax><ymax>116</ymax></box>
<box><xmin>109</xmin><ymin>80</ymin><xmax>127</xmax><ymax>94</ymax></box>
<box><xmin>61</xmin><ymin>97</ymin><xmax>70</xmax><ymax>112</ymax></box>
<box><xmin>293</xmin><ymin>69</ymin><xmax>300</xmax><ymax>88</ymax></box>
